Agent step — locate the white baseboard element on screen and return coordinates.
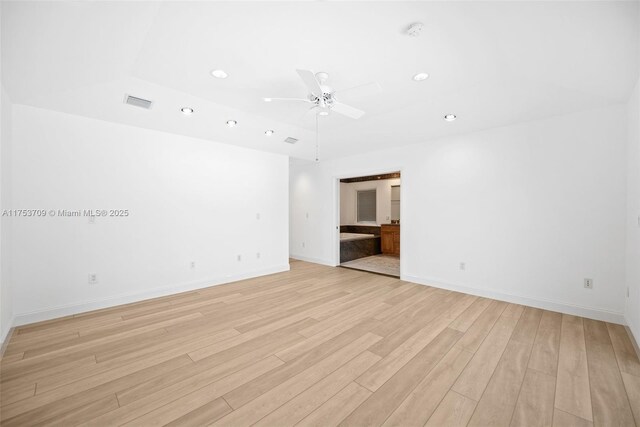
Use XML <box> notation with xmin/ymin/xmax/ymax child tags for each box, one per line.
<box><xmin>0</xmin><ymin>322</ymin><xmax>15</xmax><ymax>357</ymax></box>
<box><xmin>289</xmin><ymin>254</ymin><xmax>336</xmax><ymax>267</ymax></box>
<box><xmin>12</xmin><ymin>264</ymin><xmax>290</xmax><ymax>328</ymax></box>
<box><xmin>625</xmin><ymin>315</ymin><xmax>640</xmax><ymax>359</ymax></box>
<box><xmin>403</xmin><ymin>274</ymin><xmax>626</xmax><ymax>325</ymax></box>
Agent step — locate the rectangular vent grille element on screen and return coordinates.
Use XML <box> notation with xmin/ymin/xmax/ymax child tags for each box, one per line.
<box><xmin>284</xmin><ymin>137</ymin><xmax>298</xmax><ymax>144</ymax></box>
<box><xmin>124</xmin><ymin>94</ymin><xmax>153</xmax><ymax>109</ymax></box>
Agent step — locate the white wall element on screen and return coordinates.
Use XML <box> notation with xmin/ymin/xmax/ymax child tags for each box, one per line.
<box><xmin>340</xmin><ymin>178</ymin><xmax>401</xmax><ymax>225</ymax></box>
<box><xmin>8</xmin><ymin>105</ymin><xmax>289</xmax><ymax>325</ymax></box>
<box><xmin>1</xmin><ymin>0</ymin><xmax>15</xmax><ymax>345</ymax></box>
<box><xmin>626</xmin><ymin>76</ymin><xmax>640</xmax><ymax>341</ymax></box>
<box><xmin>291</xmin><ymin>105</ymin><xmax>628</xmax><ymax>323</ymax></box>
<box><xmin>1</xmin><ymin>85</ymin><xmax>13</xmax><ymax>344</ymax></box>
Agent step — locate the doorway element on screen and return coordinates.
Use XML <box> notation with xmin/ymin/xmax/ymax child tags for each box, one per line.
<box><xmin>337</xmin><ymin>171</ymin><xmax>401</xmax><ymax>277</ymax></box>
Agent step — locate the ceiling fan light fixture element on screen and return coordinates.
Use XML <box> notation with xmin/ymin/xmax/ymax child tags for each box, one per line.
<box><xmin>180</xmin><ymin>107</ymin><xmax>194</xmax><ymax>115</ymax></box>
<box><xmin>444</xmin><ymin>114</ymin><xmax>457</xmax><ymax>122</ymax></box>
<box><xmin>265</xmin><ymin>130</ymin><xmax>274</xmax><ymax>136</ymax></box>
<box><xmin>210</xmin><ymin>69</ymin><xmax>228</xmax><ymax>79</ymax></box>
<box><xmin>413</xmin><ymin>73</ymin><xmax>429</xmax><ymax>81</ymax></box>
<box><xmin>226</xmin><ymin>120</ymin><xmax>237</xmax><ymax>127</ymax></box>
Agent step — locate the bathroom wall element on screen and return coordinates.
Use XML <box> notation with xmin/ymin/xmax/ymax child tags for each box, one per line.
<box><xmin>340</xmin><ymin>178</ymin><xmax>401</xmax><ymax>225</ymax></box>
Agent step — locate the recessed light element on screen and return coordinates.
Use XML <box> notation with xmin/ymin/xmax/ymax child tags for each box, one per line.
<box><xmin>444</xmin><ymin>114</ymin><xmax>457</xmax><ymax>121</ymax></box>
<box><xmin>211</xmin><ymin>69</ymin><xmax>228</xmax><ymax>79</ymax></box>
<box><xmin>318</xmin><ymin>111</ymin><xmax>329</xmax><ymax>116</ymax></box>
<box><xmin>265</xmin><ymin>130</ymin><xmax>274</xmax><ymax>136</ymax></box>
<box><xmin>180</xmin><ymin>107</ymin><xmax>194</xmax><ymax>115</ymax></box>
<box><xmin>263</xmin><ymin>98</ymin><xmax>272</xmax><ymax>102</ymax></box>
<box><xmin>226</xmin><ymin>120</ymin><xmax>237</xmax><ymax>127</ymax></box>
<box><xmin>413</xmin><ymin>73</ymin><xmax>429</xmax><ymax>81</ymax></box>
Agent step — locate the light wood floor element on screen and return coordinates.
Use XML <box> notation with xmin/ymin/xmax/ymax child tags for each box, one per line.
<box><xmin>1</xmin><ymin>260</ymin><xmax>639</xmax><ymax>426</ymax></box>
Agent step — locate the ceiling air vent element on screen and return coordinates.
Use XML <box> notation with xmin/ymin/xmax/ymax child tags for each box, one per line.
<box><xmin>284</xmin><ymin>137</ymin><xmax>298</xmax><ymax>144</ymax></box>
<box><xmin>124</xmin><ymin>94</ymin><xmax>153</xmax><ymax>109</ymax></box>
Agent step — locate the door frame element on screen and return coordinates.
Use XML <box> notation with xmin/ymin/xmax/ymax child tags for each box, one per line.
<box><xmin>333</xmin><ymin>167</ymin><xmax>404</xmax><ymax>276</ymax></box>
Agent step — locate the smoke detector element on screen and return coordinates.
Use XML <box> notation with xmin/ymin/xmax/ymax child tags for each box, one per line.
<box><xmin>284</xmin><ymin>137</ymin><xmax>298</xmax><ymax>144</ymax></box>
<box><xmin>407</xmin><ymin>22</ymin><xmax>424</xmax><ymax>37</ymax></box>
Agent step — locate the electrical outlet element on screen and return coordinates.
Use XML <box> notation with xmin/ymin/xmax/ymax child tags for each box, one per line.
<box><xmin>459</xmin><ymin>262</ymin><xmax>466</xmax><ymax>271</ymax></box>
<box><xmin>237</xmin><ymin>254</ymin><xmax>242</xmax><ymax>262</ymax></box>
<box><xmin>302</xmin><ymin>242</ymin><xmax>305</xmax><ymax>248</ymax></box>
<box><xmin>256</xmin><ymin>213</ymin><xmax>260</xmax><ymax>220</ymax></box>
<box><xmin>305</xmin><ymin>213</ymin><xmax>309</xmax><ymax>219</ymax></box>
<box><xmin>584</xmin><ymin>278</ymin><xmax>593</xmax><ymax>289</ymax></box>
<box><xmin>88</xmin><ymin>273</ymin><xmax>98</xmax><ymax>285</ymax></box>
<box><xmin>190</xmin><ymin>261</ymin><xmax>195</xmax><ymax>270</ymax></box>
<box><xmin>627</xmin><ymin>287</ymin><xmax>630</xmax><ymax>297</ymax></box>
<box><xmin>256</xmin><ymin>252</ymin><xmax>261</xmax><ymax>259</ymax></box>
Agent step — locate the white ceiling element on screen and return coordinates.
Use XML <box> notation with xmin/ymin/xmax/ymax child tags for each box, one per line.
<box><xmin>2</xmin><ymin>1</ymin><xmax>639</xmax><ymax>160</ymax></box>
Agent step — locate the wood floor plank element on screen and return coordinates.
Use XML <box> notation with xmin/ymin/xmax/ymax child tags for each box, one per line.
<box><xmin>425</xmin><ymin>390</ymin><xmax>477</xmax><ymax>427</ymax></box>
<box><xmin>510</xmin><ymin>369</ymin><xmax>556</xmax><ymax>427</ymax></box>
<box><xmin>467</xmin><ymin>339</ymin><xmax>532</xmax><ymax>427</ymax></box>
<box><xmin>187</xmin><ymin>313</ymin><xmax>318</xmax><ymax>362</ymax></box>
<box><xmin>253</xmin><ymin>351</ymin><xmax>381</xmax><ymax>427</ymax></box>
<box><xmin>552</xmin><ymin>409</ymin><xmax>594</xmax><ymax>427</ymax></box>
<box><xmin>451</xmin><ymin>304</ymin><xmax>523</xmax><ymax>401</ymax></box>
<box><xmin>554</xmin><ymin>314</ymin><xmax>593</xmax><ymax>422</ymax></box>
<box><xmin>120</xmin><ymin>356</ymin><xmax>284</xmax><ymax>426</ymax></box>
<box><xmin>0</xmin><ymin>381</ymin><xmax>36</xmax><ymax>407</ymax></box>
<box><xmin>30</xmin><ymin>394</ymin><xmax>119</xmax><ymax>426</ymax></box>
<box><xmin>340</xmin><ymin>328</ymin><xmax>463</xmax><ymax>426</ymax></box>
<box><xmin>510</xmin><ymin>306</ymin><xmax>543</xmax><ymax>345</ymax></box>
<box><xmin>226</xmin><ymin>318</ymin><xmax>380</xmax><ymax>409</ymax></box>
<box><xmin>81</xmin><ymin>342</ymin><xmax>302</xmax><ymax>425</ymax></box>
<box><xmin>274</xmin><ymin>316</ymin><xmax>381</xmax><ymax>363</ymax></box>
<box><xmin>210</xmin><ymin>332</ymin><xmax>382</xmax><ymax>427</ymax></box>
<box><xmin>583</xmin><ymin>318</ymin><xmax>635</xmax><ymax>427</ymax></box>
<box><xmin>164</xmin><ymin>397</ymin><xmax>231</xmax><ymax>427</ymax></box>
<box><xmin>528</xmin><ymin>310</ymin><xmax>561</xmax><ymax>376</ymax></box>
<box><xmin>0</xmin><ymin>261</ymin><xmax>635</xmax><ymax>427</ymax></box>
<box><xmin>0</xmin><ymin>352</ymin><xmax>24</xmax><ymax>365</ymax></box>
<box><xmin>1</xmin><ymin>355</ymin><xmax>192</xmax><ymax>425</ymax></box>
<box><xmin>357</xmin><ymin>314</ymin><xmax>456</xmax><ymax>391</ymax></box>
<box><xmin>382</xmin><ymin>345</ymin><xmax>473</xmax><ymax>426</ymax></box>
<box><xmin>369</xmin><ymin>291</ymin><xmax>458</xmax><ymax>357</ymax></box>
<box><xmin>607</xmin><ymin>322</ymin><xmax>640</xmax><ymax>376</ymax></box>
<box><xmin>299</xmin><ymin>301</ymin><xmax>391</xmax><ymax>339</ymax></box>
<box><xmin>374</xmin><ymin>285</ymin><xmax>437</xmax><ymax>321</ymax></box>
<box><xmin>455</xmin><ymin>300</ymin><xmax>508</xmax><ymax>353</ymax></box>
<box><xmin>296</xmin><ymin>382</ymin><xmax>371</xmax><ymax>427</ymax></box>
<box><xmin>449</xmin><ymin>297</ymin><xmax>492</xmax><ymax>332</ymax></box>
<box><xmin>1</xmin><ymin>355</ymin><xmax>98</xmax><ymax>392</ymax></box>
<box><xmin>621</xmin><ymin>371</ymin><xmax>640</xmax><ymax>426</ymax></box>
<box><xmin>116</xmin><ymin>318</ymin><xmax>312</xmax><ymax>407</ymax></box>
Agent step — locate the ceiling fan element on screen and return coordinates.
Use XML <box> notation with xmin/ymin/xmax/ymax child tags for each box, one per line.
<box><xmin>263</xmin><ymin>69</ymin><xmax>379</xmax><ymax>119</ymax></box>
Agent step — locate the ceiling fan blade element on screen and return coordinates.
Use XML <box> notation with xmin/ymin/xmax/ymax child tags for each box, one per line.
<box><xmin>263</xmin><ymin>97</ymin><xmax>311</xmax><ymax>103</ymax></box>
<box><xmin>334</xmin><ymin>81</ymin><xmax>381</xmax><ymax>98</ymax></box>
<box><xmin>331</xmin><ymin>102</ymin><xmax>365</xmax><ymax>119</ymax></box>
<box><xmin>296</xmin><ymin>69</ymin><xmax>324</xmax><ymax>97</ymax></box>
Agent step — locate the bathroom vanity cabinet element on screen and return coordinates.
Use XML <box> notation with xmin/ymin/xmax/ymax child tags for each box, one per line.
<box><xmin>381</xmin><ymin>224</ymin><xmax>400</xmax><ymax>256</ymax></box>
